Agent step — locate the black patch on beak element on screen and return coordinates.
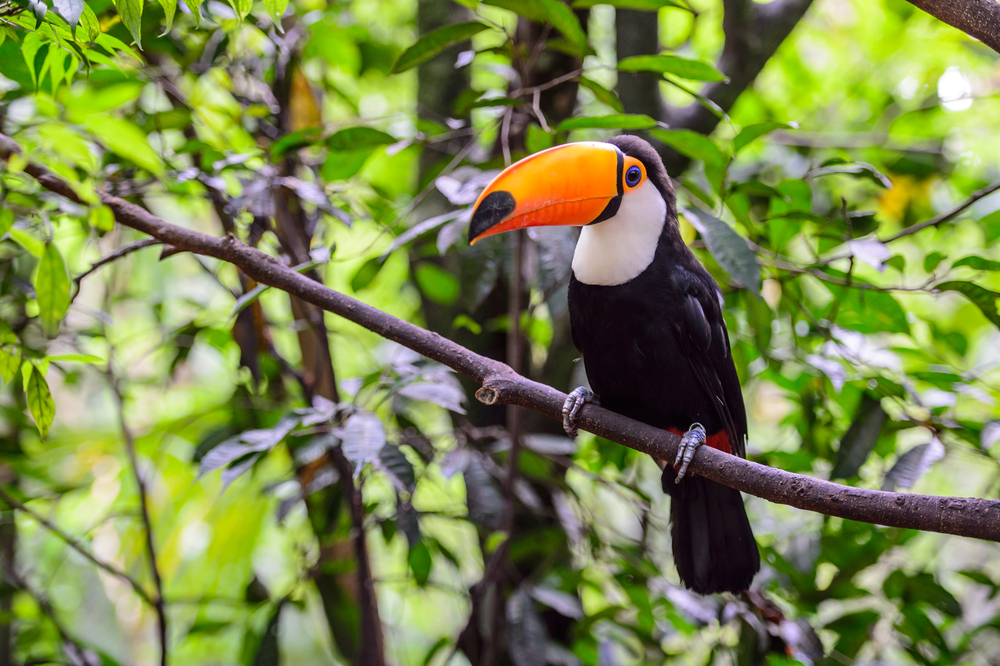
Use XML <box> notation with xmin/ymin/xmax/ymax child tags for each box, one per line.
<box><xmin>588</xmin><ymin>146</ymin><xmax>624</xmax><ymax>225</ymax></box>
<box><xmin>468</xmin><ymin>190</ymin><xmax>516</xmax><ymax>243</ymax></box>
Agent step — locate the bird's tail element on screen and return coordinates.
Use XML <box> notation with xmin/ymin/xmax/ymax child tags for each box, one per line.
<box><xmin>661</xmin><ymin>468</ymin><xmax>760</xmax><ymax>594</ymax></box>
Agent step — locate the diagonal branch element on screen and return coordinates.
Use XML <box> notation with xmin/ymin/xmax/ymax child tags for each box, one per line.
<box><xmin>2</xmin><ymin>133</ymin><xmax>999</xmax><ymax>543</ymax></box>
<box><xmin>906</xmin><ymin>0</ymin><xmax>1000</xmax><ymax>54</ymax></box>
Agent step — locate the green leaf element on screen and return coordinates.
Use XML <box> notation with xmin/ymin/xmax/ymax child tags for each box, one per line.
<box><xmin>524</xmin><ymin>123</ymin><xmax>554</xmax><ymax>154</ymax></box>
<box><xmin>88</xmin><ymin>205</ymin><xmax>116</xmax><ymax>232</ymax></box>
<box><xmin>408</xmin><ymin>539</ymin><xmax>432</xmax><ymax>586</ymax></box>
<box><xmin>830</xmin><ymin>394</ymin><xmax>887</xmax><ymax>479</ymax></box>
<box><xmin>226</xmin><ymin>0</ymin><xmax>252</xmax><ymax>20</ymax></box>
<box><xmin>82</xmin><ymin>115</ymin><xmax>165</xmax><ymax>175</ymax></box>
<box><xmin>578</xmin><ymin>77</ymin><xmax>623</xmax><ymax>112</ymax></box>
<box><xmin>351</xmin><ymin>257</ymin><xmax>385</xmax><ymax>292</ymax></box>
<box><xmin>392</xmin><ymin>22</ymin><xmax>491</xmax><ymax>74</ymax></box>
<box><xmin>0</xmin><ymin>333</ymin><xmax>19</xmax><ymax>385</ymax></box>
<box><xmin>262</xmin><ymin>0</ymin><xmax>288</xmax><ymax>27</ymax></box>
<box><xmin>112</xmin><ymin>0</ymin><xmax>144</xmax><ymax>48</ymax></box>
<box><xmin>77</xmin><ymin>3</ymin><xmax>101</xmax><ymax>42</ymax></box>
<box><xmin>681</xmin><ymin>207</ymin><xmax>761</xmax><ymax>296</ymax></box>
<box><xmin>0</xmin><ymin>209</ymin><xmax>12</xmax><ymax>237</ymax></box>
<box><xmin>539</xmin><ymin>0</ymin><xmax>588</xmax><ymax>55</ymax></box>
<box><xmin>557</xmin><ymin>114</ymin><xmax>657</xmax><ymax>131</ymax></box>
<box><xmin>824</xmin><ymin>283</ymin><xmax>910</xmax><ymax>334</ymax></box>
<box><xmin>733</xmin><ymin>122</ymin><xmax>791</xmax><ymax>153</ymax></box>
<box><xmin>573</xmin><ymin>0</ymin><xmax>682</xmax><ymax>8</ymax></box>
<box><xmin>650</xmin><ymin>128</ymin><xmax>724</xmax><ymax>168</ymax></box>
<box><xmin>937</xmin><ymin>281</ymin><xmax>1000</xmax><ymax>329</ymax></box>
<box><xmin>53</xmin><ymin>0</ymin><xmax>84</xmax><ymax>28</ymax></box>
<box><xmin>271</xmin><ymin>127</ymin><xmax>324</xmax><ymax>161</ymax></box>
<box><xmin>414</xmin><ymin>263</ymin><xmax>460</xmax><ymax>305</ymax></box>
<box><xmin>157</xmin><ymin>0</ymin><xmax>177</xmax><ymax>33</ymax></box>
<box><xmin>617</xmin><ymin>54</ymin><xmax>725</xmax><ymax>82</ymax></box>
<box><xmin>326</xmin><ymin>127</ymin><xmax>396</xmax><ymax>152</ymax></box>
<box><xmin>252</xmin><ymin>602</ymin><xmax>284</xmax><ymax>666</ymax></box>
<box><xmin>25</xmin><ymin>363</ymin><xmax>55</xmax><ymax>439</ymax></box>
<box><xmin>22</xmin><ymin>32</ymin><xmax>42</xmax><ymax>88</ymax></box>
<box><xmin>8</xmin><ymin>227</ymin><xmax>45</xmax><ymax>258</ymax></box>
<box><xmin>952</xmin><ymin>255</ymin><xmax>1000</xmax><ymax>272</ymax></box>
<box><xmin>35</xmin><ymin>243</ymin><xmax>71</xmax><ymax>338</ymax></box>
<box><xmin>981</xmin><ymin>209</ymin><xmax>1000</xmax><ymax>243</ymax></box>
<box><xmin>482</xmin><ymin>0</ymin><xmax>548</xmax><ymax>23</ymax></box>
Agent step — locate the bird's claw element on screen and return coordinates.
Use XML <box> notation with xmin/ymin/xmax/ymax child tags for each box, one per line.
<box><xmin>562</xmin><ymin>387</ymin><xmax>596</xmax><ymax>438</ymax></box>
<box><xmin>674</xmin><ymin>422</ymin><xmax>706</xmax><ymax>483</ymax></box>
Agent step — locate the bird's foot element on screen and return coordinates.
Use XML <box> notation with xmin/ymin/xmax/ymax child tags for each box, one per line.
<box><xmin>674</xmin><ymin>422</ymin><xmax>706</xmax><ymax>483</ymax></box>
<box><xmin>562</xmin><ymin>387</ymin><xmax>597</xmax><ymax>438</ymax></box>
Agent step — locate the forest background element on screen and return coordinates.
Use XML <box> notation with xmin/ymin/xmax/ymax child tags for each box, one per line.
<box><xmin>1</xmin><ymin>0</ymin><xmax>1000</xmax><ymax>665</ymax></box>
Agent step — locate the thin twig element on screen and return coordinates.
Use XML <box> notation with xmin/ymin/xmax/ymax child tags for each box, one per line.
<box><xmin>4</xmin><ymin>133</ymin><xmax>1000</xmax><ymax>542</ymax></box>
<box><xmin>108</xmin><ymin>363</ymin><xmax>168</xmax><ymax>666</ymax></box>
<box><xmin>0</xmin><ymin>486</ymin><xmax>155</xmax><ymax>606</ymax></box>
<box><xmin>74</xmin><ymin>238</ymin><xmax>162</xmax><ymax>294</ymax></box>
<box><xmin>882</xmin><ymin>179</ymin><xmax>1000</xmax><ymax>243</ymax></box>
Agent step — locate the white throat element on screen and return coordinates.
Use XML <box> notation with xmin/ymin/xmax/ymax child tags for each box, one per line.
<box><xmin>571</xmin><ymin>179</ymin><xmax>667</xmax><ymax>286</ymax></box>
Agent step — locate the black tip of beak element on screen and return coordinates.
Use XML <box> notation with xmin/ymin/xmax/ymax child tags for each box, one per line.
<box><xmin>468</xmin><ymin>190</ymin><xmax>516</xmax><ymax>244</ymax></box>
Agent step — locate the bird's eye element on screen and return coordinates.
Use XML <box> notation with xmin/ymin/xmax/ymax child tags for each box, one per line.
<box><xmin>625</xmin><ymin>165</ymin><xmax>642</xmax><ymax>187</ymax></box>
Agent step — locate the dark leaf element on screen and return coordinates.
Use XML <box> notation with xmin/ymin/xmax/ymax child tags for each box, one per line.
<box><xmin>392</xmin><ymin>23</ymin><xmax>491</xmax><ymax>74</ymax></box>
<box><xmin>464</xmin><ymin>456</ymin><xmax>503</xmax><ymax>529</ymax></box>
<box><xmin>252</xmin><ymin>602</ymin><xmax>285</xmax><ymax>666</ymax></box>
<box><xmin>408</xmin><ymin>539</ymin><xmax>432</xmax><ymax>586</ymax></box>
<box><xmin>681</xmin><ymin>207</ymin><xmax>761</xmax><ymax>296</ymax></box>
<box><xmin>378</xmin><ymin>444</ymin><xmax>416</xmax><ymax>492</ymax></box>
<box><xmin>881</xmin><ymin>438</ymin><xmax>944</xmax><ymax>491</ymax></box>
<box><xmin>351</xmin><ymin>257</ymin><xmax>386</xmax><ymax>292</ymax></box>
<box><xmin>952</xmin><ymin>255</ymin><xmax>1000</xmax><ymax>272</ymax></box>
<box><xmin>506</xmin><ymin>589</ymin><xmax>548</xmax><ymax>666</ymax></box>
<box><xmin>936</xmin><ymin>281</ymin><xmax>1000</xmax><ymax>329</ymax></box>
<box><xmin>831</xmin><ymin>394</ymin><xmax>887</xmax><ymax>479</ymax></box>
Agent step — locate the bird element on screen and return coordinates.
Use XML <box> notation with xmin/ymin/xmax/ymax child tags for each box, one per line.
<box><xmin>466</xmin><ymin>135</ymin><xmax>759</xmax><ymax>594</ymax></box>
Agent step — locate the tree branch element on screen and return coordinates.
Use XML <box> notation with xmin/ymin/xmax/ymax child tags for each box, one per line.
<box><xmin>906</xmin><ymin>0</ymin><xmax>1000</xmax><ymax>54</ymax></box>
<box><xmin>882</xmin><ymin>179</ymin><xmax>1000</xmax><ymax>243</ymax></box>
<box><xmin>2</xmin><ymin>133</ymin><xmax>999</xmax><ymax>543</ymax></box>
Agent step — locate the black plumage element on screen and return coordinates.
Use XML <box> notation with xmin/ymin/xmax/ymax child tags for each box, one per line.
<box><xmin>567</xmin><ymin>135</ymin><xmax>760</xmax><ymax>594</ymax></box>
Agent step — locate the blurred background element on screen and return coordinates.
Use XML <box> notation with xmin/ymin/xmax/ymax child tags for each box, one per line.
<box><xmin>1</xmin><ymin>0</ymin><xmax>999</xmax><ymax>664</ymax></box>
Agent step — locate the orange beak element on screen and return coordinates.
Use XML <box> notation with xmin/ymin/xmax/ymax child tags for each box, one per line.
<box><xmin>468</xmin><ymin>142</ymin><xmax>625</xmax><ymax>245</ymax></box>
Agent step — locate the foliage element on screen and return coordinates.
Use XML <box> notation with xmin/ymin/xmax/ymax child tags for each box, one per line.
<box><xmin>1</xmin><ymin>0</ymin><xmax>999</xmax><ymax>664</ymax></box>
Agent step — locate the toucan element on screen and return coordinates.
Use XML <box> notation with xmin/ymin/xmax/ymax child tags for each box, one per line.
<box><xmin>467</xmin><ymin>135</ymin><xmax>759</xmax><ymax>594</ymax></box>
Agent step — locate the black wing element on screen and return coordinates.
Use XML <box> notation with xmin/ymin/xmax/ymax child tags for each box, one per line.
<box><xmin>676</xmin><ymin>274</ymin><xmax>748</xmax><ymax>458</ymax></box>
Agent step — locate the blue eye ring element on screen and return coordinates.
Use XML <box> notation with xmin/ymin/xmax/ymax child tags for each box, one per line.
<box><xmin>625</xmin><ymin>165</ymin><xmax>642</xmax><ymax>187</ymax></box>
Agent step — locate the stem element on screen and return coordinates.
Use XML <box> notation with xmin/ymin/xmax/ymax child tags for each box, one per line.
<box><xmin>109</xmin><ymin>368</ymin><xmax>168</xmax><ymax>666</ymax></box>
